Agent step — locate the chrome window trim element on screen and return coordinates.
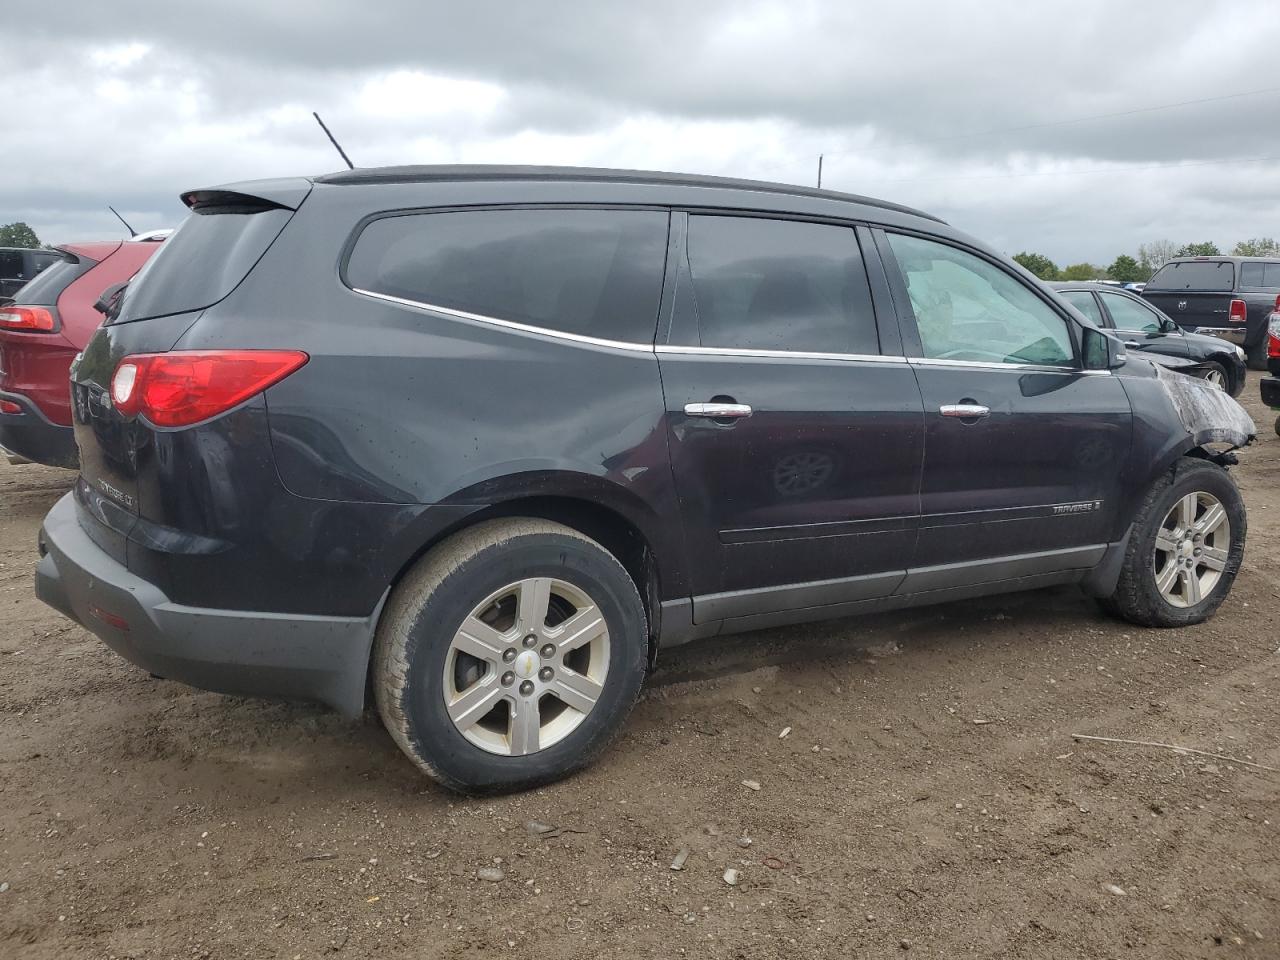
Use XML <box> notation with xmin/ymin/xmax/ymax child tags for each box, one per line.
<box><xmin>909</xmin><ymin>357</ymin><xmax>1100</xmax><ymax>375</ymax></box>
<box><xmin>656</xmin><ymin>344</ymin><xmax>907</xmax><ymax>363</ymax></box>
<box><xmin>350</xmin><ymin>287</ymin><xmax>656</xmax><ymax>353</ymax></box>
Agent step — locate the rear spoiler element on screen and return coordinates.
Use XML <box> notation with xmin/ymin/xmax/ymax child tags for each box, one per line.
<box><xmin>179</xmin><ymin>177</ymin><xmax>313</xmax><ymax>213</ymax></box>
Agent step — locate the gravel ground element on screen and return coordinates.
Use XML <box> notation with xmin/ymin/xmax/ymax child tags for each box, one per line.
<box><xmin>1</xmin><ymin>393</ymin><xmax>1277</xmax><ymax>959</ymax></box>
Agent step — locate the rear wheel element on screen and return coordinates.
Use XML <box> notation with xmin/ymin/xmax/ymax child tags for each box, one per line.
<box><xmin>373</xmin><ymin>519</ymin><xmax>647</xmax><ymax>794</ymax></box>
<box><xmin>1102</xmin><ymin>458</ymin><xmax>1245</xmax><ymax>627</ymax></box>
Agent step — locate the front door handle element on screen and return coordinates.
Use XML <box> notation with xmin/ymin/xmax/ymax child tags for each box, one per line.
<box><xmin>685</xmin><ymin>401</ymin><xmax>753</xmax><ymax>420</ymax></box>
<box><xmin>1123</xmin><ymin>340</ymin><xmax>1142</xmax><ymax>348</ymax></box>
<box><xmin>939</xmin><ymin>403</ymin><xmax>990</xmax><ymax>419</ymax></box>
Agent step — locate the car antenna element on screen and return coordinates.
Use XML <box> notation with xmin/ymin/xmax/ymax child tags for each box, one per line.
<box><xmin>313</xmin><ymin>111</ymin><xmax>355</xmax><ymax>169</ymax></box>
<box><xmin>108</xmin><ymin>205</ymin><xmax>136</xmax><ymax>236</ymax></box>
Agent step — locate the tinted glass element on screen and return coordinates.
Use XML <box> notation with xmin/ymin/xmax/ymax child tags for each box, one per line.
<box><xmin>11</xmin><ymin>251</ymin><xmax>97</xmax><ymax>306</ymax></box>
<box><xmin>1099</xmin><ymin>291</ymin><xmax>1162</xmax><ymax>333</ymax></box>
<box><xmin>113</xmin><ymin>207</ymin><xmax>293</xmax><ymax>324</ymax></box>
<box><xmin>348</xmin><ymin>208</ymin><xmax>669</xmax><ymax>343</ymax></box>
<box><xmin>0</xmin><ymin>251</ymin><xmax>21</xmax><ymax>279</ymax></box>
<box><xmin>1146</xmin><ymin>260</ymin><xmax>1234</xmax><ymax>291</ymax></box>
<box><xmin>1265</xmin><ymin>263</ymin><xmax>1280</xmax><ymax>287</ymax></box>
<box><xmin>887</xmin><ymin>234</ymin><xmax>1074</xmax><ymax>366</ymax></box>
<box><xmin>685</xmin><ymin>215</ymin><xmax>878</xmax><ymax>354</ymax></box>
<box><xmin>1240</xmin><ymin>262</ymin><xmax>1265</xmax><ymax>288</ymax></box>
<box><xmin>1061</xmin><ymin>290</ymin><xmax>1105</xmax><ymax>326</ymax></box>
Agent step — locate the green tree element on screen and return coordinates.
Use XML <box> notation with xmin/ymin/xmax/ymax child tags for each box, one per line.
<box><xmin>0</xmin><ymin>222</ymin><xmax>40</xmax><ymax>248</ymax></box>
<box><xmin>1108</xmin><ymin>254</ymin><xmax>1145</xmax><ymax>283</ymax></box>
<box><xmin>1061</xmin><ymin>262</ymin><xmax>1100</xmax><ymax>281</ymax></box>
<box><xmin>1013</xmin><ymin>251</ymin><xmax>1059</xmax><ymax>280</ymax></box>
<box><xmin>1231</xmin><ymin>237</ymin><xmax>1280</xmax><ymax>257</ymax></box>
<box><xmin>1175</xmin><ymin>241</ymin><xmax>1220</xmax><ymax>257</ymax></box>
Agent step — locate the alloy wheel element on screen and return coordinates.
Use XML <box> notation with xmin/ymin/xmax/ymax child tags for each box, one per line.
<box><xmin>1152</xmin><ymin>491</ymin><xmax>1230</xmax><ymax>607</ymax></box>
<box><xmin>442</xmin><ymin>578</ymin><xmax>610</xmax><ymax>755</ymax></box>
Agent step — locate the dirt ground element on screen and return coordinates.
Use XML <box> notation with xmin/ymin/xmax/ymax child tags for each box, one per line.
<box><xmin>1</xmin><ymin>396</ymin><xmax>1277</xmax><ymax>960</ymax></box>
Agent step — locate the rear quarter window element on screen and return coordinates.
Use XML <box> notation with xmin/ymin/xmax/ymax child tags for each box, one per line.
<box><xmin>345</xmin><ymin>208</ymin><xmax>670</xmax><ymax>344</ymax></box>
<box><xmin>10</xmin><ymin>251</ymin><xmax>97</xmax><ymax>306</ymax></box>
<box><xmin>1244</xmin><ymin>261</ymin><xmax>1280</xmax><ymax>288</ymax></box>
<box><xmin>1146</xmin><ymin>260</ymin><xmax>1235</xmax><ymax>292</ymax></box>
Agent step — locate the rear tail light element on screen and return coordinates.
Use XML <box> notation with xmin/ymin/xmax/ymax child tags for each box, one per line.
<box><xmin>1269</xmin><ymin>315</ymin><xmax>1280</xmax><ymax>359</ymax></box>
<box><xmin>1274</xmin><ymin>294</ymin><xmax>1280</xmax><ymax>312</ymax></box>
<box><xmin>110</xmin><ymin>350</ymin><xmax>309</xmax><ymax>427</ymax></box>
<box><xmin>0</xmin><ymin>399</ymin><xmax>21</xmax><ymax>415</ymax></box>
<box><xmin>1228</xmin><ymin>299</ymin><xmax>1248</xmax><ymax>323</ymax></box>
<box><xmin>0</xmin><ymin>305</ymin><xmax>57</xmax><ymax>332</ymax></box>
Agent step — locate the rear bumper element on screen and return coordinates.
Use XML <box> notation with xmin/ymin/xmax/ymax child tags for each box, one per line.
<box><xmin>0</xmin><ymin>391</ymin><xmax>76</xmax><ymax>468</ymax></box>
<box><xmin>35</xmin><ymin>492</ymin><xmax>382</xmax><ymax>715</ymax></box>
<box><xmin>1261</xmin><ymin>377</ymin><xmax>1280</xmax><ymax>409</ymax></box>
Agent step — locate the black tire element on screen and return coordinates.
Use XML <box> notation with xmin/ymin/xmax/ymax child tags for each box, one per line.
<box><xmin>1101</xmin><ymin>458</ymin><xmax>1246</xmax><ymax>627</ymax></box>
<box><xmin>1246</xmin><ymin>337</ymin><xmax>1268</xmax><ymax>371</ymax></box>
<box><xmin>373</xmin><ymin>518</ymin><xmax>647</xmax><ymax>794</ymax></box>
<box><xmin>1275</xmin><ymin>414</ymin><xmax>1280</xmax><ymax>439</ymax></box>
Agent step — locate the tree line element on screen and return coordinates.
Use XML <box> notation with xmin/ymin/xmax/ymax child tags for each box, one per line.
<box><xmin>1013</xmin><ymin>238</ymin><xmax>1280</xmax><ymax>283</ymax></box>
<box><xmin>0</xmin><ymin>221</ymin><xmax>41</xmax><ymax>248</ymax></box>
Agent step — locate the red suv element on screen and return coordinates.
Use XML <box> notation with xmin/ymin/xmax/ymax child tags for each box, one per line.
<box><xmin>0</xmin><ymin>239</ymin><xmax>162</xmax><ymax>466</ymax></box>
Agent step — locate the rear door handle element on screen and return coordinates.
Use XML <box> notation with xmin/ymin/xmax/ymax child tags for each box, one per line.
<box><xmin>939</xmin><ymin>403</ymin><xmax>990</xmax><ymax>419</ymax></box>
<box><xmin>685</xmin><ymin>402</ymin><xmax>753</xmax><ymax>420</ymax></box>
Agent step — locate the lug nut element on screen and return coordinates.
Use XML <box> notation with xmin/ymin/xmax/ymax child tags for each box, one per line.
<box><xmin>539</xmin><ymin>666</ymin><xmax>554</xmax><ymax>682</ymax></box>
<box><xmin>503</xmin><ymin>648</ymin><xmax>517</xmax><ymax>663</ymax></box>
<box><xmin>519</xmin><ymin>680</ymin><xmax>535</xmax><ymax>696</ymax></box>
<box><xmin>523</xmin><ymin>634</ymin><xmax>537</xmax><ymax>648</ymax></box>
<box><xmin>540</xmin><ymin>643</ymin><xmax>556</xmax><ymax>659</ymax></box>
<box><xmin>501</xmin><ymin>671</ymin><xmax>515</xmax><ymax>687</ymax></box>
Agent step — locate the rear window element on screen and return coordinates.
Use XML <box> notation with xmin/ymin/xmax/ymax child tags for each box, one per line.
<box><xmin>1146</xmin><ymin>260</ymin><xmax>1235</xmax><ymax>292</ymax></box>
<box><xmin>10</xmin><ymin>251</ymin><xmax>98</xmax><ymax>306</ymax></box>
<box><xmin>346</xmin><ymin>208</ymin><xmax>669</xmax><ymax>343</ymax></box>
<box><xmin>112</xmin><ymin>205</ymin><xmax>293</xmax><ymax>324</ymax></box>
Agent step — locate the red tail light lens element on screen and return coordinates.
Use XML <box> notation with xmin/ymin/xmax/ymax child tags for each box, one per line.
<box><xmin>1273</xmin><ymin>294</ymin><xmax>1280</xmax><ymax>313</ymax></box>
<box><xmin>0</xmin><ymin>305</ymin><xmax>57</xmax><ymax>332</ymax></box>
<box><xmin>0</xmin><ymin>400</ymin><xmax>21</xmax><ymax>415</ymax></box>
<box><xmin>1269</xmin><ymin>316</ymin><xmax>1280</xmax><ymax>359</ymax></box>
<box><xmin>110</xmin><ymin>350</ymin><xmax>309</xmax><ymax>427</ymax></box>
<box><xmin>1228</xmin><ymin>299</ymin><xmax>1248</xmax><ymax>323</ymax></box>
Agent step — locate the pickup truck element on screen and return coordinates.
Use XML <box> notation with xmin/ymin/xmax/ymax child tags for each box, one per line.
<box><xmin>1142</xmin><ymin>256</ymin><xmax>1280</xmax><ymax>370</ymax></box>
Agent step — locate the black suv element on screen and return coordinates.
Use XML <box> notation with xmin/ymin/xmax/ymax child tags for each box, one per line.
<box><xmin>0</xmin><ymin>246</ymin><xmax>61</xmax><ymax>299</ymax></box>
<box><xmin>35</xmin><ymin>166</ymin><xmax>1255</xmax><ymax>793</ymax></box>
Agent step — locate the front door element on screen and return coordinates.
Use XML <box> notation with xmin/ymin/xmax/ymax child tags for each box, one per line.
<box><xmin>878</xmin><ymin>231</ymin><xmax>1132</xmax><ymax>586</ymax></box>
<box><xmin>658</xmin><ymin>214</ymin><xmax>924</xmax><ymax>623</ymax></box>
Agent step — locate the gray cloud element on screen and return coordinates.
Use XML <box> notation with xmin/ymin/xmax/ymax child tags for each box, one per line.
<box><xmin>9</xmin><ymin>0</ymin><xmax>1280</xmax><ymax>261</ymax></box>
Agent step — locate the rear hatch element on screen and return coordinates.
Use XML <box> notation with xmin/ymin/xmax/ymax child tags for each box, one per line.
<box><xmin>69</xmin><ymin>182</ymin><xmax>308</xmax><ymax>558</ymax></box>
<box><xmin>1142</xmin><ymin>260</ymin><xmax>1236</xmax><ymax>330</ymax></box>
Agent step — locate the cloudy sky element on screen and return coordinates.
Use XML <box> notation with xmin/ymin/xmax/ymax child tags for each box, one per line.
<box><xmin>10</xmin><ymin>0</ymin><xmax>1280</xmax><ymax>264</ymax></box>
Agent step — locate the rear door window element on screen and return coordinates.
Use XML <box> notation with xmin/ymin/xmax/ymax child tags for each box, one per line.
<box><xmin>346</xmin><ymin>208</ymin><xmax>669</xmax><ymax>344</ymax></box>
<box><xmin>1061</xmin><ymin>290</ymin><xmax>1106</xmax><ymax>327</ymax></box>
<box><xmin>684</xmin><ymin>215</ymin><xmax>879</xmax><ymax>354</ymax></box>
<box><xmin>1240</xmin><ymin>263</ymin><xmax>1265</xmax><ymax>288</ymax></box>
<box><xmin>886</xmin><ymin>233</ymin><xmax>1075</xmax><ymax>366</ymax></box>
<box><xmin>1146</xmin><ymin>261</ymin><xmax>1235</xmax><ymax>291</ymax></box>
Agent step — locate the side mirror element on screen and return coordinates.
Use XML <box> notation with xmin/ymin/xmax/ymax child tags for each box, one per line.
<box><xmin>1082</xmin><ymin>326</ymin><xmax>1126</xmax><ymax>370</ymax></box>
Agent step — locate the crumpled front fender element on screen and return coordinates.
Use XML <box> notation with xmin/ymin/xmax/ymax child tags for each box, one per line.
<box><xmin>1154</xmin><ymin>363</ymin><xmax>1255</xmax><ymax>449</ymax></box>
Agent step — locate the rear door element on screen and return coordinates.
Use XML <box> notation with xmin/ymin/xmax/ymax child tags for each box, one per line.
<box><xmin>878</xmin><ymin>231</ymin><xmax>1132</xmax><ymax>584</ymax></box>
<box><xmin>657</xmin><ymin>213</ymin><xmax>924</xmax><ymax>623</ymax></box>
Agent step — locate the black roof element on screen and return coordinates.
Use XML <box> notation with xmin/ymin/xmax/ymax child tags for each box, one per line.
<box><xmin>313</xmin><ymin>164</ymin><xmax>943</xmax><ymax>224</ymax></box>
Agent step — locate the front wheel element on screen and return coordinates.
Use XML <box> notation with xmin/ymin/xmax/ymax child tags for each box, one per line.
<box><xmin>373</xmin><ymin>519</ymin><xmax>648</xmax><ymax>794</ymax></box>
<box><xmin>1101</xmin><ymin>458</ymin><xmax>1246</xmax><ymax>627</ymax></box>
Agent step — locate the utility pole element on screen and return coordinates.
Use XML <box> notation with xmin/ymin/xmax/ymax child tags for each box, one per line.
<box><xmin>817</xmin><ymin>154</ymin><xmax>824</xmax><ymax>189</ymax></box>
